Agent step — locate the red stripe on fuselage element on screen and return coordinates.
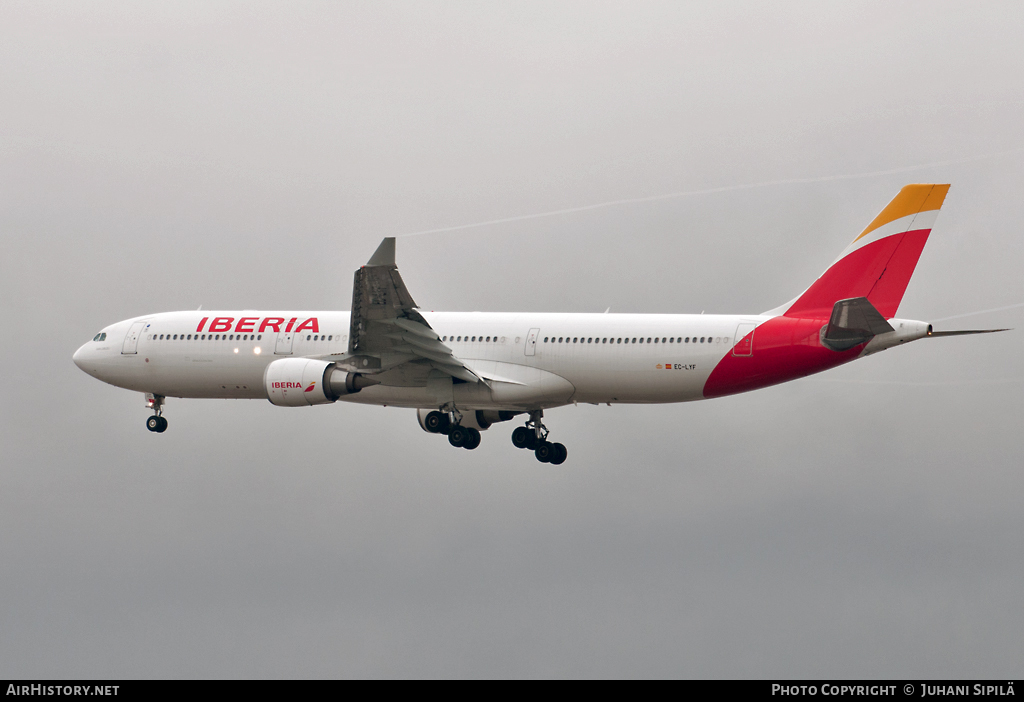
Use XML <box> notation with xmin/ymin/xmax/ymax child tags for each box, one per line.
<box><xmin>785</xmin><ymin>229</ymin><xmax>931</xmax><ymax>319</ymax></box>
<box><xmin>705</xmin><ymin>230</ymin><xmax>933</xmax><ymax>397</ymax></box>
<box><xmin>703</xmin><ymin>316</ymin><xmax>863</xmax><ymax>398</ymax></box>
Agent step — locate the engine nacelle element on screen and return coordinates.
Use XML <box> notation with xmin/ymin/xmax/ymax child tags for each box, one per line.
<box><xmin>416</xmin><ymin>408</ymin><xmax>520</xmax><ymax>432</ymax></box>
<box><xmin>265</xmin><ymin>358</ymin><xmax>378</xmax><ymax>407</ymax></box>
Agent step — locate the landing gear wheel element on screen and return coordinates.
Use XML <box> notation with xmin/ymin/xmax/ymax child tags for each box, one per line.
<box><xmin>549</xmin><ymin>442</ymin><xmax>567</xmax><ymax>465</ymax></box>
<box><xmin>425</xmin><ymin>411</ymin><xmax>450</xmax><ymax>434</ymax></box>
<box><xmin>156</xmin><ymin>417</ymin><xmax>168</xmax><ymax>433</ymax></box>
<box><xmin>511</xmin><ymin>426</ymin><xmax>532</xmax><ymax>449</ymax></box>
<box><xmin>146</xmin><ymin>416</ymin><xmax>160</xmax><ymax>432</ymax></box>
<box><xmin>464</xmin><ymin>428</ymin><xmax>481</xmax><ymax>450</ymax></box>
<box><xmin>448</xmin><ymin>426</ymin><xmax>469</xmax><ymax>448</ymax></box>
<box><xmin>535</xmin><ymin>441</ymin><xmax>554</xmax><ymax>463</ymax></box>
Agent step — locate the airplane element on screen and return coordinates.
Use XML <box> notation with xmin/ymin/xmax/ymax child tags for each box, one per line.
<box><xmin>73</xmin><ymin>184</ymin><xmax>1005</xmax><ymax>464</ymax></box>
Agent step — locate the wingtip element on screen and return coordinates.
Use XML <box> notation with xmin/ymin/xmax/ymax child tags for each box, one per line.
<box><xmin>367</xmin><ymin>237</ymin><xmax>396</xmax><ymax>267</ymax></box>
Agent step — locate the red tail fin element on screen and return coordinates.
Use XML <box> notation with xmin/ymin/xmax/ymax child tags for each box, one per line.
<box><xmin>781</xmin><ymin>184</ymin><xmax>950</xmax><ymax>319</ymax></box>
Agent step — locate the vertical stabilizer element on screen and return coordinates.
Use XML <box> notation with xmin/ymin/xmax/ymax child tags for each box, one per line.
<box><xmin>777</xmin><ymin>184</ymin><xmax>950</xmax><ymax>319</ymax></box>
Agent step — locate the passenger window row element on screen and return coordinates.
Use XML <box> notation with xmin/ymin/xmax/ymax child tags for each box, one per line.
<box><xmin>441</xmin><ymin>335</ymin><xmax>503</xmax><ymax>343</ymax></box>
<box><xmin>438</xmin><ymin>334</ymin><xmax>731</xmax><ymax>345</ymax></box>
<box><xmin>541</xmin><ymin>336</ymin><xmax>729</xmax><ymax>344</ymax></box>
<box><xmin>148</xmin><ymin>333</ymin><xmax>264</xmax><ymax>341</ymax></box>
<box><xmin>147</xmin><ymin>333</ymin><xmax>337</xmax><ymax>342</ymax></box>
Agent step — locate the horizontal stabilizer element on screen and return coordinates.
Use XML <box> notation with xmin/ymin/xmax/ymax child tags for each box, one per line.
<box><xmin>927</xmin><ymin>328</ymin><xmax>1010</xmax><ymax>337</ymax></box>
<box><xmin>821</xmin><ymin>297</ymin><xmax>894</xmax><ymax>351</ymax></box>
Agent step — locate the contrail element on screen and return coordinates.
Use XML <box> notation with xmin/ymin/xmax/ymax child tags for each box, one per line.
<box><xmin>804</xmin><ymin>377</ymin><xmax>1024</xmax><ymax>387</ymax></box>
<box><xmin>397</xmin><ymin>146</ymin><xmax>1024</xmax><ymax>238</ymax></box>
<box><xmin>931</xmin><ymin>301</ymin><xmax>1024</xmax><ymax>323</ymax></box>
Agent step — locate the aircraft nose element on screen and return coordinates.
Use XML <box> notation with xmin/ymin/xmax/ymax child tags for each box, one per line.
<box><xmin>73</xmin><ymin>343</ymin><xmax>88</xmax><ymax>370</ymax></box>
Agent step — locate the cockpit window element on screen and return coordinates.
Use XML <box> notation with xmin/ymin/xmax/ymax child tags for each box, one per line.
<box><xmin>93</xmin><ymin>333</ymin><xmax>107</xmax><ymax>341</ymax></box>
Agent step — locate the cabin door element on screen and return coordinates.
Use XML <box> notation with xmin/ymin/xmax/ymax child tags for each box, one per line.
<box><xmin>121</xmin><ymin>321</ymin><xmax>147</xmax><ymax>355</ymax></box>
<box><xmin>275</xmin><ymin>331</ymin><xmax>295</xmax><ymax>355</ymax></box>
<box><xmin>732</xmin><ymin>323</ymin><xmax>756</xmax><ymax>356</ymax></box>
<box><xmin>524</xmin><ymin>328</ymin><xmax>540</xmax><ymax>356</ymax></box>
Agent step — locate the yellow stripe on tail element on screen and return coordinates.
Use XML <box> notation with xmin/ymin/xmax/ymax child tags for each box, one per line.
<box><xmin>852</xmin><ymin>184</ymin><xmax>950</xmax><ymax>244</ymax></box>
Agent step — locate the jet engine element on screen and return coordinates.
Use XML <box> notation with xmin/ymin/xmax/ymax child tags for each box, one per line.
<box><xmin>265</xmin><ymin>357</ymin><xmax>378</xmax><ymax>407</ymax></box>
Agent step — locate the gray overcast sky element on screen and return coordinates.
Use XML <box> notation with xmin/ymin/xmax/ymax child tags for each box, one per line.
<box><xmin>2</xmin><ymin>1</ymin><xmax>1023</xmax><ymax>678</ymax></box>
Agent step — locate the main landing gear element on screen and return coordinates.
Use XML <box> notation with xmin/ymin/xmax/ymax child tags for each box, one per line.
<box><xmin>423</xmin><ymin>410</ymin><xmax>481</xmax><ymax>450</ymax></box>
<box><xmin>145</xmin><ymin>393</ymin><xmax>167</xmax><ymax>433</ymax></box>
<box><xmin>511</xmin><ymin>410</ymin><xmax>567</xmax><ymax>465</ymax></box>
<box><xmin>422</xmin><ymin>407</ymin><xmax>567</xmax><ymax>463</ymax></box>
<box><xmin>448</xmin><ymin>425</ymin><xmax>481</xmax><ymax>450</ymax></box>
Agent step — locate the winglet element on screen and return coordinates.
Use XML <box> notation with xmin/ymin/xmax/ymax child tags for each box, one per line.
<box><xmin>367</xmin><ymin>237</ymin><xmax>396</xmax><ymax>267</ymax></box>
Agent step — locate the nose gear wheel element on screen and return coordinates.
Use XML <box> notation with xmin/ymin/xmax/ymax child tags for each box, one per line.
<box><xmin>145</xmin><ymin>394</ymin><xmax>167</xmax><ymax>433</ymax></box>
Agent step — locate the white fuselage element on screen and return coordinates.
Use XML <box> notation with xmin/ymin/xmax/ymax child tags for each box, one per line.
<box><xmin>70</xmin><ymin>186</ymin><xmax>958</xmax><ymax>447</ymax></box>
<box><xmin>73</xmin><ymin>310</ymin><xmax>772</xmax><ymax>410</ymax></box>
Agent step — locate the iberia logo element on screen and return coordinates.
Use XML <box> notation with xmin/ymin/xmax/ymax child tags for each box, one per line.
<box><xmin>656</xmin><ymin>364</ymin><xmax>663</xmax><ymax>369</ymax></box>
<box><xmin>655</xmin><ymin>363</ymin><xmax>673</xmax><ymax>370</ymax></box>
<box><xmin>304</xmin><ymin>381</ymin><xmax>316</xmax><ymax>393</ymax></box>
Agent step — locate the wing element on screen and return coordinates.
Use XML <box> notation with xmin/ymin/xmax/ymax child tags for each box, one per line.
<box><xmin>337</xmin><ymin>237</ymin><xmax>483</xmax><ymax>384</ymax></box>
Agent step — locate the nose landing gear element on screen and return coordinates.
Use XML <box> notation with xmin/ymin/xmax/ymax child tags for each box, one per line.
<box><xmin>145</xmin><ymin>393</ymin><xmax>167</xmax><ymax>433</ymax></box>
<box><xmin>511</xmin><ymin>410</ymin><xmax>567</xmax><ymax>464</ymax></box>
